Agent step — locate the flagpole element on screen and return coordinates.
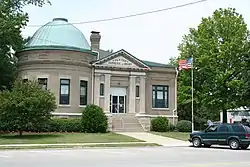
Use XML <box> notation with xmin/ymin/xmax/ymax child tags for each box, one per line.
<box><xmin>191</xmin><ymin>59</ymin><xmax>194</xmax><ymax>133</ymax></box>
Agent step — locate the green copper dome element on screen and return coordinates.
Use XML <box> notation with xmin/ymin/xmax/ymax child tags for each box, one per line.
<box><xmin>26</xmin><ymin>18</ymin><xmax>91</xmax><ymax>50</ymax></box>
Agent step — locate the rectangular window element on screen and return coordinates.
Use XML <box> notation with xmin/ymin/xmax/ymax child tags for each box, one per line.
<box><xmin>100</xmin><ymin>83</ymin><xmax>104</xmax><ymax>96</ymax></box>
<box><xmin>60</xmin><ymin>79</ymin><xmax>70</xmax><ymax>105</ymax></box>
<box><xmin>152</xmin><ymin>85</ymin><xmax>169</xmax><ymax>108</ymax></box>
<box><xmin>136</xmin><ymin>85</ymin><xmax>140</xmax><ymax>97</ymax></box>
<box><xmin>38</xmin><ymin>78</ymin><xmax>48</xmax><ymax>90</ymax></box>
<box><xmin>80</xmin><ymin>80</ymin><xmax>88</xmax><ymax>105</ymax></box>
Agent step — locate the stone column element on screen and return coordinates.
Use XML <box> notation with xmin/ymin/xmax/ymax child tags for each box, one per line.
<box><xmin>139</xmin><ymin>76</ymin><xmax>146</xmax><ymax>114</ymax></box>
<box><xmin>104</xmin><ymin>74</ymin><xmax>111</xmax><ymax>113</ymax></box>
<box><xmin>129</xmin><ymin>76</ymin><xmax>136</xmax><ymax>113</ymax></box>
<box><xmin>94</xmin><ymin>74</ymin><xmax>100</xmax><ymax>106</ymax></box>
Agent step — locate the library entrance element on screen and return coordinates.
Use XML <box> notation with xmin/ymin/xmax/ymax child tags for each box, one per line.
<box><xmin>109</xmin><ymin>87</ymin><xmax>127</xmax><ymax>114</ymax></box>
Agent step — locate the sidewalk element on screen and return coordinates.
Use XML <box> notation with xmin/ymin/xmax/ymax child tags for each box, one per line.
<box><xmin>117</xmin><ymin>132</ymin><xmax>191</xmax><ymax>147</ymax></box>
<box><xmin>0</xmin><ymin>142</ymin><xmax>152</xmax><ymax>147</ymax></box>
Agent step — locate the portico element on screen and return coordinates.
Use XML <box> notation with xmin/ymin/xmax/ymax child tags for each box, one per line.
<box><xmin>92</xmin><ymin>49</ymin><xmax>149</xmax><ymax>114</ymax></box>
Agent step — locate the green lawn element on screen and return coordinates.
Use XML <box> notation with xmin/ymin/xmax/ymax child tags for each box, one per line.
<box><xmin>0</xmin><ymin>132</ymin><xmax>143</xmax><ymax>145</ymax></box>
<box><xmin>153</xmin><ymin>132</ymin><xmax>190</xmax><ymax>141</ymax></box>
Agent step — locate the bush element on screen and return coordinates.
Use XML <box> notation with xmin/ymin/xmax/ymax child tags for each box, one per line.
<box><xmin>47</xmin><ymin>118</ymin><xmax>83</xmax><ymax>132</ymax></box>
<box><xmin>176</xmin><ymin>120</ymin><xmax>192</xmax><ymax>132</ymax></box>
<box><xmin>168</xmin><ymin>123</ymin><xmax>176</xmax><ymax>132</ymax></box>
<box><xmin>0</xmin><ymin>79</ymin><xmax>56</xmax><ymax>135</ymax></box>
<box><xmin>151</xmin><ymin>117</ymin><xmax>169</xmax><ymax>132</ymax></box>
<box><xmin>81</xmin><ymin>104</ymin><xmax>108</xmax><ymax>133</ymax></box>
<box><xmin>0</xmin><ymin>118</ymin><xmax>84</xmax><ymax>133</ymax></box>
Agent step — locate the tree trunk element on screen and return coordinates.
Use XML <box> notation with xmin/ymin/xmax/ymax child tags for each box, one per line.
<box><xmin>19</xmin><ymin>130</ymin><xmax>23</xmax><ymax>136</ymax></box>
<box><xmin>222</xmin><ymin>109</ymin><xmax>227</xmax><ymax>123</ymax></box>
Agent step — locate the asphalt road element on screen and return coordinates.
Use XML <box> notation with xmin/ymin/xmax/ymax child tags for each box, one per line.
<box><xmin>1</xmin><ymin>146</ymin><xmax>250</xmax><ymax>167</ymax></box>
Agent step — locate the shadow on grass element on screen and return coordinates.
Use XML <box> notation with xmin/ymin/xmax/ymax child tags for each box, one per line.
<box><xmin>0</xmin><ymin>133</ymin><xmax>61</xmax><ymax>140</ymax></box>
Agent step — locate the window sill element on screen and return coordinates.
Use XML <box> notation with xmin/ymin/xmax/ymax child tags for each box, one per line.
<box><xmin>136</xmin><ymin>97</ymin><xmax>140</xmax><ymax>100</ymax></box>
<box><xmin>79</xmin><ymin>105</ymin><xmax>86</xmax><ymax>108</ymax></box>
<box><xmin>100</xmin><ymin>96</ymin><xmax>105</xmax><ymax>98</ymax></box>
<box><xmin>58</xmin><ymin>104</ymin><xmax>71</xmax><ymax>108</ymax></box>
<box><xmin>152</xmin><ymin>108</ymin><xmax>169</xmax><ymax>110</ymax></box>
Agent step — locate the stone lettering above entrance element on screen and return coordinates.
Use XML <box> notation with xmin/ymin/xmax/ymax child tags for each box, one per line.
<box><xmin>103</xmin><ymin>56</ymin><xmax>139</xmax><ymax>68</ymax></box>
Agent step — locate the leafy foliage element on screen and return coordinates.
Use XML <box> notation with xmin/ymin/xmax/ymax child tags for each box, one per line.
<box><xmin>0</xmin><ymin>118</ymin><xmax>84</xmax><ymax>133</ymax></box>
<box><xmin>176</xmin><ymin>120</ymin><xmax>192</xmax><ymax>132</ymax></box>
<box><xmin>177</xmin><ymin>8</ymin><xmax>250</xmax><ymax>123</ymax></box>
<box><xmin>0</xmin><ymin>79</ymin><xmax>56</xmax><ymax>135</ymax></box>
<box><xmin>151</xmin><ymin>117</ymin><xmax>169</xmax><ymax>132</ymax></box>
<box><xmin>0</xmin><ymin>0</ymin><xmax>51</xmax><ymax>90</ymax></box>
<box><xmin>81</xmin><ymin>104</ymin><xmax>108</xmax><ymax>133</ymax></box>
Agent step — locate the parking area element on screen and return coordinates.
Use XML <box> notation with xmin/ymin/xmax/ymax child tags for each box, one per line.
<box><xmin>1</xmin><ymin>146</ymin><xmax>250</xmax><ymax>167</ymax></box>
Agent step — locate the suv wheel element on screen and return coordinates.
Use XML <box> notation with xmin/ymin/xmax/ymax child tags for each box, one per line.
<box><xmin>192</xmin><ymin>137</ymin><xmax>201</xmax><ymax>147</ymax></box>
<box><xmin>229</xmin><ymin>139</ymin><xmax>240</xmax><ymax>150</ymax></box>
<box><xmin>241</xmin><ymin>144</ymin><xmax>249</xmax><ymax>150</ymax></box>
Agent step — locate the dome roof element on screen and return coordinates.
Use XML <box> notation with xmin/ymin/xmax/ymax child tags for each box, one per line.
<box><xmin>26</xmin><ymin>18</ymin><xmax>91</xmax><ymax>50</ymax></box>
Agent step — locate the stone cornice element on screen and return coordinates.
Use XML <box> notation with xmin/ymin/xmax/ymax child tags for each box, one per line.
<box><xmin>93</xmin><ymin>65</ymin><xmax>149</xmax><ymax>72</ymax></box>
<box><xmin>17</xmin><ymin>59</ymin><xmax>91</xmax><ymax>68</ymax></box>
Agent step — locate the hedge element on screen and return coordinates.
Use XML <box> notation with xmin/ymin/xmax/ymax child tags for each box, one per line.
<box><xmin>151</xmin><ymin>117</ymin><xmax>169</xmax><ymax>132</ymax></box>
<box><xmin>176</xmin><ymin>120</ymin><xmax>192</xmax><ymax>132</ymax></box>
<box><xmin>0</xmin><ymin>118</ymin><xmax>84</xmax><ymax>133</ymax></box>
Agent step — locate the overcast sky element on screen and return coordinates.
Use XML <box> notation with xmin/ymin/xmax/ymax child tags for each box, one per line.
<box><xmin>21</xmin><ymin>0</ymin><xmax>250</xmax><ymax>64</ymax></box>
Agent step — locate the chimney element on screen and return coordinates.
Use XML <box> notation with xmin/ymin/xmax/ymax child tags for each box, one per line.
<box><xmin>90</xmin><ymin>31</ymin><xmax>101</xmax><ymax>50</ymax></box>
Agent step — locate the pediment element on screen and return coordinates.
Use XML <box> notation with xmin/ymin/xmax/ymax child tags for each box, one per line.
<box><xmin>93</xmin><ymin>49</ymin><xmax>150</xmax><ymax>70</ymax></box>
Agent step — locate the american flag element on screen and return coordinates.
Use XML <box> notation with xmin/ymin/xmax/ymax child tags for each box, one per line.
<box><xmin>178</xmin><ymin>57</ymin><xmax>193</xmax><ymax>70</ymax></box>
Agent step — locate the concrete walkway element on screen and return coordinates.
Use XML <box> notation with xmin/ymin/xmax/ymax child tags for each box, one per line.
<box><xmin>117</xmin><ymin>132</ymin><xmax>191</xmax><ymax>147</ymax></box>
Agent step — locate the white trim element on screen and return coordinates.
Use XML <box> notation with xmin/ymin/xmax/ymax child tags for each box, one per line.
<box><xmin>59</xmin><ymin>75</ymin><xmax>71</xmax><ymax>79</ymax></box>
<box><xmin>130</xmin><ymin>72</ymin><xmax>146</xmax><ymax>76</ymax></box>
<box><xmin>22</xmin><ymin>75</ymin><xmax>29</xmax><ymax>80</ymax></box>
<box><xmin>79</xmin><ymin>105</ymin><xmax>86</xmax><ymax>108</ymax></box>
<box><xmin>94</xmin><ymin>69</ymin><xmax>111</xmax><ymax>74</ymax></box>
<box><xmin>58</xmin><ymin>105</ymin><xmax>71</xmax><ymax>108</ymax></box>
<box><xmin>79</xmin><ymin>76</ymin><xmax>89</xmax><ymax>81</ymax></box>
<box><xmin>36</xmin><ymin>75</ymin><xmax>49</xmax><ymax>79</ymax></box>
<box><xmin>135</xmin><ymin>113</ymin><xmax>178</xmax><ymax>118</ymax></box>
<box><xmin>52</xmin><ymin>112</ymin><xmax>112</xmax><ymax>117</ymax></box>
<box><xmin>52</xmin><ymin>112</ymin><xmax>81</xmax><ymax>116</ymax></box>
<box><xmin>152</xmin><ymin>108</ymin><xmax>170</xmax><ymax>110</ymax></box>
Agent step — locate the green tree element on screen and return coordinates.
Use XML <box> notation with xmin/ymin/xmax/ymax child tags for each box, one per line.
<box><xmin>0</xmin><ymin>79</ymin><xmax>56</xmax><ymax>136</ymax></box>
<box><xmin>0</xmin><ymin>0</ymin><xmax>51</xmax><ymax>91</ymax></box>
<box><xmin>177</xmin><ymin>8</ymin><xmax>250</xmax><ymax>123</ymax></box>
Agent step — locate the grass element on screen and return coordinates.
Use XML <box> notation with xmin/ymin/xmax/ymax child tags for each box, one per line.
<box><xmin>0</xmin><ymin>143</ymin><xmax>160</xmax><ymax>150</ymax></box>
<box><xmin>0</xmin><ymin>132</ymin><xmax>143</xmax><ymax>145</ymax></box>
<box><xmin>153</xmin><ymin>132</ymin><xmax>190</xmax><ymax>141</ymax></box>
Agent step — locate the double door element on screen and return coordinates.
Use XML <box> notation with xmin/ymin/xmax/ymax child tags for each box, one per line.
<box><xmin>110</xmin><ymin>95</ymin><xmax>126</xmax><ymax>113</ymax></box>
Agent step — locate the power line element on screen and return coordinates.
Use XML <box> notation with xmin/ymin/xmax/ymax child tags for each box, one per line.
<box><xmin>27</xmin><ymin>0</ymin><xmax>211</xmax><ymax>27</ymax></box>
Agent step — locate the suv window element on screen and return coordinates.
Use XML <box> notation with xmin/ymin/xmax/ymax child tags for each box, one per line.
<box><xmin>231</xmin><ymin>124</ymin><xmax>245</xmax><ymax>132</ymax></box>
<box><xmin>218</xmin><ymin>125</ymin><xmax>229</xmax><ymax>132</ymax></box>
<box><xmin>206</xmin><ymin>125</ymin><xmax>218</xmax><ymax>132</ymax></box>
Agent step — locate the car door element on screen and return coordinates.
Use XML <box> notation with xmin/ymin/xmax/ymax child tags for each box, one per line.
<box><xmin>217</xmin><ymin>124</ymin><xmax>231</xmax><ymax>145</ymax></box>
<box><xmin>201</xmin><ymin>125</ymin><xmax>219</xmax><ymax>144</ymax></box>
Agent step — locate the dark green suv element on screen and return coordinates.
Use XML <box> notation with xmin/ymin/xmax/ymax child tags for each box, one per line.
<box><xmin>188</xmin><ymin>123</ymin><xmax>250</xmax><ymax>150</ymax></box>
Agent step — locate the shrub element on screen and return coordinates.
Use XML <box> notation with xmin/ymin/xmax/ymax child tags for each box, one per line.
<box><xmin>176</xmin><ymin>120</ymin><xmax>192</xmax><ymax>132</ymax></box>
<box><xmin>151</xmin><ymin>116</ymin><xmax>169</xmax><ymax>132</ymax></box>
<box><xmin>47</xmin><ymin>118</ymin><xmax>83</xmax><ymax>132</ymax></box>
<box><xmin>168</xmin><ymin>123</ymin><xmax>176</xmax><ymax>132</ymax></box>
<box><xmin>81</xmin><ymin>104</ymin><xmax>108</xmax><ymax>133</ymax></box>
<box><xmin>0</xmin><ymin>79</ymin><xmax>56</xmax><ymax>136</ymax></box>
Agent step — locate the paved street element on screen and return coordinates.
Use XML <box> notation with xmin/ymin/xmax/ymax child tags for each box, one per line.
<box><xmin>0</xmin><ymin>146</ymin><xmax>250</xmax><ymax>167</ymax></box>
